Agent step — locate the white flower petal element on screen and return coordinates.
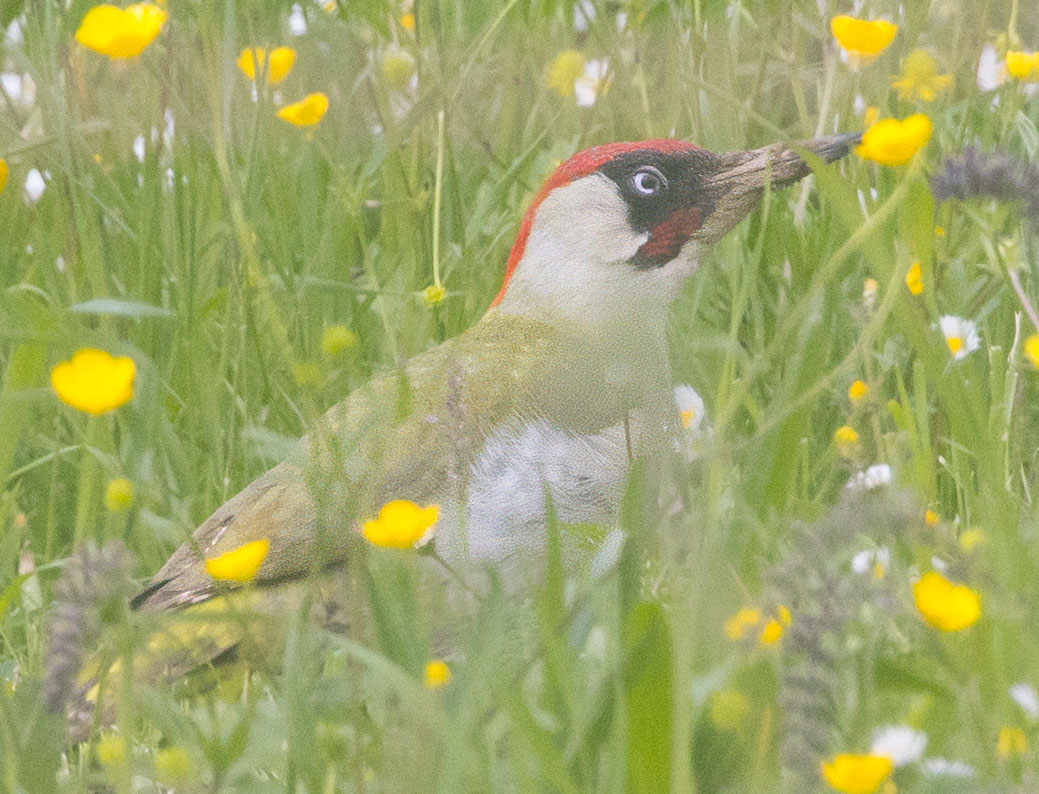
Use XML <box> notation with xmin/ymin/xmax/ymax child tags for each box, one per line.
<box><xmin>1010</xmin><ymin>683</ymin><xmax>1039</xmax><ymax>719</ymax></box>
<box><xmin>921</xmin><ymin>758</ymin><xmax>974</xmax><ymax>778</ymax></box>
<box><xmin>872</xmin><ymin>725</ymin><xmax>927</xmax><ymax>767</ymax></box>
<box><xmin>23</xmin><ymin>168</ymin><xmax>46</xmax><ymax>203</ymax></box>
<box><xmin>977</xmin><ymin>45</ymin><xmax>1005</xmax><ymax>91</ymax></box>
<box><xmin>846</xmin><ymin>463</ymin><xmax>892</xmax><ymax>491</ymax></box>
<box><xmin>289</xmin><ymin>3</ymin><xmax>307</xmax><ymax>36</ymax></box>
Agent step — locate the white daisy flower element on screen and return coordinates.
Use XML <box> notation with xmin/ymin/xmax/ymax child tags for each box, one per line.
<box><xmin>845</xmin><ymin>463</ymin><xmax>892</xmax><ymax>491</ymax></box>
<box><xmin>673</xmin><ymin>384</ymin><xmax>709</xmax><ymax>460</ymax></box>
<box><xmin>938</xmin><ymin>315</ymin><xmax>980</xmax><ymax>360</ymax></box>
<box><xmin>23</xmin><ymin>168</ymin><xmax>46</xmax><ymax>204</ymax></box>
<box><xmin>851</xmin><ymin>546</ymin><xmax>890</xmax><ymax>576</ymax></box>
<box><xmin>289</xmin><ymin>3</ymin><xmax>307</xmax><ymax>36</ymax></box>
<box><xmin>871</xmin><ymin>725</ymin><xmax>927</xmax><ymax>767</ymax></box>
<box><xmin>920</xmin><ymin>758</ymin><xmax>974</xmax><ymax>778</ymax></box>
<box><xmin>1010</xmin><ymin>682</ymin><xmax>1039</xmax><ymax>720</ymax></box>
<box><xmin>977</xmin><ymin>44</ymin><xmax>1006</xmax><ymax>91</ymax></box>
<box><xmin>575</xmin><ymin>59</ymin><xmax>609</xmax><ymax>107</ymax></box>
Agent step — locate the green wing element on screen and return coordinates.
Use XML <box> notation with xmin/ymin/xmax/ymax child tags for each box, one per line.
<box><xmin>133</xmin><ymin>312</ymin><xmax>567</xmax><ymax>612</ymax></box>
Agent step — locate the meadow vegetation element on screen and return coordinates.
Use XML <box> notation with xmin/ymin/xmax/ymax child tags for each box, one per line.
<box><xmin>1</xmin><ymin>0</ymin><xmax>1038</xmax><ymax>792</ymax></box>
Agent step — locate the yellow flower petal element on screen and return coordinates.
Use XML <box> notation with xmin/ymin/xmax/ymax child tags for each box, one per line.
<box><xmin>821</xmin><ymin>753</ymin><xmax>893</xmax><ymax>794</ymax></box>
<box><xmin>1024</xmin><ymin>334</ymin><xmax>1039</xmax><ymax>370</ymax></box>
<box><xmin>924</xmin><ymin>509</ymin><xmax>940</xmax><ymax>527</ymax></box>
<box><xmin>96</xmin><ymin>733</ymin><xmax>127</xmax><ymax>767</ymax></box>
<box><xmin>105</xmin><ymin>477</ymin><xmax>134</xmax><ymax>512</ymax></box>
<box><xmin>546</xmin><ymin>50</ymin><xmax>586</xmax><ymax>97</ymax></box>
<box><xmin>320</xmin><ymin>324</ymin><xmax>357</xmax><ymax>357</ymax></box>
<box><xmin>891</xmin><ymin>50</ymin><xmax>953</xmax><ymax>102</ymax></box>
<box><xmin>759</xmin><ymin>618</ymin><xmax>784</xmax><ymax>645</ymax></box>
<box><xmin>958</xmin><ymin>528</ymin><xmax>986</xmax><ymax>552</ymax></box>
<box><xmin>422</xmin><ymin>284</ymin><xmax>446</xmax><ymax>307</ymax></box>
<box><xmin>51</xmin><ymin>348</ymin><xmax>136</xmax><ymax>414</ymax></box>
<box><xmin>855</xmin><ymin>114</ymin><xmax>932</xmax><ymax>166</ymax></box>
<box><xmin>236</xmin><ymin>47</ymin><xmax>265</xmax><ymax>81</ymax></box>
<box><xmin>204</xmin><ymin>538</ymin><xmax>270</xmax><ymax>582</ymax></box>
<box><xmin>0</xmin><ymin>158</ymin><xmax>7</xmax><ymax>194</ymax></box>
<box><xmin>724</xmin><ymin>606</ymin><xmax>761</xmax><ymax>640</ymax></box>
<box><xmin>75</xmin><ymin>3</ymin><xmax>166</xmax><ymax>60</ymax></box>
<box><xmin>424</xmin><ymin>659</ymin><xmax>451</xmax><ymax>689</ymax></box>
<box><xmin>997</xmin><ymin>725</ymin><xmax>1028</xmax><ymax>758</ymax></box>
<box><xmin>362</xmin><ymin>500</ymin><xmax>439</xmax><ymax>548</ymax></box>
<box><xmin>237</xmin><ymin>47</ymin><xmax>296</xmax><ymax>85</ymax></box>
<box><xmin>848</xmin><ymin>380</ymin><xmax>869</xmax><ymax>403</ymax></box>
<box><xmin>266</xmin><ymin>47</ymin><xmax>296</xmax><ymax>85</ymax></box>
<box><xmin>400</xmin><ymin>12</ymin><xmax>416</xmax><ymax>32</ymax></box>
<box><xmin>913</xmin><ymin>571</ymin><xmax>980</xmax><ymax>631</ymax></box>
<box><xmin>905</xmin><ymin>261</ymin><xmax>924</xmax><ymax>295</ymax></box>
<box><xmin>1006</xmin><ymin>51</ymin><xmax>1039</xmax><ymax>82</ymax></box>
<box><xmin>277</xmin><ymin>92</ymin><xmax>329</xmax><ymax>127</ymax></box>
<box><xmin>830</xmin><ymin>16</ymin><xmax>897</xmax><ymax>67</ymax></box>
<box><xmin>834</xmin><ymin>425</ymin><xmax>859</xmax><ymax>444</ymax></box>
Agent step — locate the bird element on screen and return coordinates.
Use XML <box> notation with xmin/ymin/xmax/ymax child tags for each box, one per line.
<box><xmin>62</xmin><ymin>133</ymin><xmax>858</xmax><ymax>732</ymax></box>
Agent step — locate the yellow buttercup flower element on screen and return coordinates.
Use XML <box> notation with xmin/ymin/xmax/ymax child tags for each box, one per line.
<box><xmin>905</xmin><ymin>261</ymin><xmax>924</xmax><ymax>295</ymax></box>
<box><xmin>75</xmin><ymin>3</ymin><xmax>166</xmax><ymax>60</ymax></box>
<box><xmin>958</xmin><ymin>528</ymin><xmax>986</xmax><ymax>552</ymax></box>
<box><xmin>913</xmin><ymin>571</ymin><xmax>980</xmax><ymax>631</ymax></box>
<box><xmin>363</xmin><ymin>500</ymin><xmax>439</xmax><ymax>548</ymax></box>
<box><xmin>830</xmin><ymin>16</ymin><xmax>897</xmax><ymax>68</ymax></box>
<box><xmin>237</xmin><ymin>46</ymin><xmax>296</xmax><ymax>86</ymax></box>
<box><xmin>924</xmin><ymin>509</ymin><xmax>940</xmax><ymax>527</ymax></box>
<box><xmin>856</xmin><ymin>114</ymin><xmax>932</xmax><ymax>166</ymax></box>
<box><xmin>1023</xmin><ymin>334</ymin><xmax>1039</xmax><ymax>369</ymax></box>
<box><xmin>821</xmin><ymin>753</ymin><xmax>893</xmax><ymax>794</ymax></box>
<box><xmin>51</xmin><ymin>349</ymin><xmax>135</xmax><ymax>414</ymax></box>
<box><xmin>1006</xmin><ymin>51</ymin><xmax>1039</xmax><ymax>82</ymax></box>
<box><xmin>96</xmin><ymin>733</ymin><xmax>127</xmax><ymax>767</ymax></box>
<box><xmin>204</xmin><ymin>538</ymin><xmax>270</xmax><ymax>582</ymax></box>
<box><xmin>422</xmin><ymin>284</ymin><xmax>446</xmax><ymax>307</ymax></box>
<box><xmin>547</xmin><ymin>50</ymin><xmax>586</xmax><ymax>97</ymax></box>
<box><xmin>105</xmin><ymin>477</ymin><xmax>134</xmax><ymax>512</ymax></box>
<box><xmin>997</xmin><ymin>725</ymin><xmax>1028</xmax><ymax>758</ymax></box>
<box><xmin>424</xmin><ymin>659</ymin><xmax>451</xmax><ymax>688</ymax></box>
<box><xmin>277</xmin><ymin>92</ymin><xmax>329</xmax><ymax>127</ymax></box>
<box><xmin>321</xmin><ymin>324</ymin><xmax>357</xmax><ymax>357</ymax></box>
<box><xmin>400</xmin><ymin>12</ymin><xmax>416</xmax><ymax>32</ymax></box>
<box><xmin>891</xmin><ymin>50</ymin><xmax>953</xmax><ymax>101</ymax></box>
<box><xmin>759</xmin><ymin>605</ymin><xmax>791</xmax><ymax>645</ymax></box>
<box><xmin>848</xmin><ymin>380</ymin><xmax>869</xmax><ymax>403</ymax></box>
<box><xmin>0</xmin><ymin>158</ymin><xmax>7</xmax><ymax>194</ymax></box>
<box><xmin>834</xmin><ymin>425</ymin><xmax>859</xmax><ymax>458</ymax></box>
<box><xmin>154</xmin><ymin>746</ymin><xmax>192</xmax><ymax>786</ymax></box>
<box><xmin>723</xmin><ymin>606</ymin><xmax>762</xmax><ymax>640</ymax></box>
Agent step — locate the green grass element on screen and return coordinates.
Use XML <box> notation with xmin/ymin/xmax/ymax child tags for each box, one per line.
<box><xmin>2</xmin><ymin>0</ymin><xmax>1039</xmax><ymax>791</ymax></box>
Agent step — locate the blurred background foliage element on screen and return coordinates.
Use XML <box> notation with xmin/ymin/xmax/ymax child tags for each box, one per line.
<box><xmin>1</xmin><ymin>0</ymin><xmax>1038</xmax><ymax>791</ymax></box>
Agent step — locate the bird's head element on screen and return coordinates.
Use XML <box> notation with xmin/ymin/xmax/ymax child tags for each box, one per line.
<box><xmin>490</xmin><ymin>134</ymin><xmax>858</xmax><ymax>325</ymax></box>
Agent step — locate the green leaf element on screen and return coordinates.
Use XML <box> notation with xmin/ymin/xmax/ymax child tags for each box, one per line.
<box><xmin>623</xmin><ymin>601</ymin><xmax>673</xmax><ymax>794</ymax></box>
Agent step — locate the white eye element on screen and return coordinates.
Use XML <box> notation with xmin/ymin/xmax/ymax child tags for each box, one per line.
<box><xmin>632</xmin><ymin>166</ymin><xmax>666</xmax><ymax>196</ymax></box>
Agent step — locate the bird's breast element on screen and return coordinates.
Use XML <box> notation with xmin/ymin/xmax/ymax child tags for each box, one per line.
<box><xmin>433</xmin><ymin>415</ymin><xmax>646</xmax><ymax>565</ymax></box>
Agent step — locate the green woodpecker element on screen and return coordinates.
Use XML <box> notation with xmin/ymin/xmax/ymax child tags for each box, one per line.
<box><xmin>71</xmin><ymin>134</ymin><xmax>857</xmax><ymax>727</ymax></box>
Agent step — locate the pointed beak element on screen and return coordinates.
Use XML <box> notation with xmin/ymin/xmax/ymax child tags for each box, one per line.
<box><xmin>696</xmin><ymin>132</ymin><xmax>860</xmax><ymax>243</ymax></box>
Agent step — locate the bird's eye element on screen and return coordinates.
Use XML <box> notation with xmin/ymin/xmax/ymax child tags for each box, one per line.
<box><xmin>632</xmin><ymin>167</ymin><xmax>667</xmax><ymax>196</ymax></box>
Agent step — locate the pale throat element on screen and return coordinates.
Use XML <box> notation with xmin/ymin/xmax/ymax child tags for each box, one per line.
<box><xmin>494</xmin><ymin>174</ymin><xmax>697</xmax><ymax>337</ymax></box>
